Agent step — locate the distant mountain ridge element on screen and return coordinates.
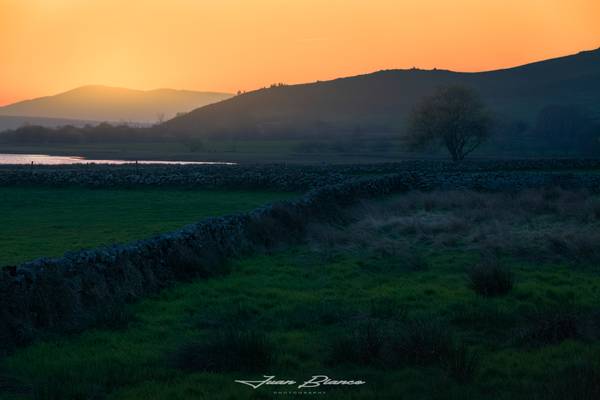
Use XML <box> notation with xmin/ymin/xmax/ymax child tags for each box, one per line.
<box><xmin>0</xmin><ymin>86</ymin><xmax>233</xmax><ymax>123</ymax></box>
<box><xmin>161</xmin><ymin>47</ymin><xmax>600</xmax><ymax>138</ymax></box>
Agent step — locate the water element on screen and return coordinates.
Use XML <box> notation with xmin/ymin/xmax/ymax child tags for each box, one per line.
<box><xmin>0</xmin><ymin>153</ymin><xmax>235</xmax><ymax>165</ymax></box>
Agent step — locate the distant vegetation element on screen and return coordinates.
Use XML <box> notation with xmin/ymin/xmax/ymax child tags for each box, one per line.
<box><xmin>0</xmin><ymin>123</ymin><xmax>161</xmax><ymax>145</ymax></box>
<box><xmin>407</xmin><ymin>86</ymin><xmax>493</xmax><ymax>161</ymax></box>
<box><xmin>1</xmin><ymin>102</ymin><xmax>596</xmax><ymax>159</ymax></box>
<box><xmin>0</xmin><ymin>115</ymin><xmax>106</xmax><ymax>132</ymax></box>
<box><xmin>530</xmin><ymin>104</ymin><xmax>600</xmax><ymax>154</ymax></box>
<box><xmin>0</xmin><ymin>49</ymin><xmax>599</xmax><ymax>159</ymax></box>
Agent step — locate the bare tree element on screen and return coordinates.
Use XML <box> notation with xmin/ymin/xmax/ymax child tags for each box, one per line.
<box><xmin>156</xmin><ymin>112</ymin><xmax>165</xmax><ymax>125</ymax></box>
<box><xmin>407</xmin><ymin>86</ymin><xmax>492</xmax><ymax>161</ymax></box>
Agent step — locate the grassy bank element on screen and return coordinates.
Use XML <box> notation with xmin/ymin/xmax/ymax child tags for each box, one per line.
<box><xmin>2</xmin><ymin>188</ymin><xmax>600</xmax><ymax>399</ymax></box>
<box><xmin>0</xmin><ymin>187</ymin><xmax>296</xmax><ymax>266</ymax></box>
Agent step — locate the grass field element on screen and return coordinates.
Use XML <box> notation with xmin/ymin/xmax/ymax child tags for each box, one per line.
<box><xmin>2</xmin><ymin>188</ymin><xmax>600</xmax><ymax>399</ymax></box>
<box><xmin>1</xmin><ymin>136</ymin><xmax>585</xmax><ymax>164</ymax></box>
<box><xmin>0</xmin><ymin>187</ymin><xmax>296</xmax><ymax>266</ymax></box>
<box><xmin>0</xmin><ymin>138</ymin><xmax>411</xmax><ymax>164</ymax></box>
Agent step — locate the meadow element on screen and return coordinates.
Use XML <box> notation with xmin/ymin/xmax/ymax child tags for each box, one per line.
<box><xmin>0</xmin><ymin>138</ymin><xmax>410</xmax><ymax>164</ymax></box>
<box><xmin>0</xmin><ymin>187</ymin><xmax>296</xmax><ymax>266</ymax></box>
<box><xmin>2</xmin><ymin>187</ymin><xmax>599</xmax><ymax>399</ymax></box>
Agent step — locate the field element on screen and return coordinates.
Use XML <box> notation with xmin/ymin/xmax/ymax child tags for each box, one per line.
<box><xmin>0</xmin><ymin>187</ymin><xmax>296</xmax><ymax>266</ymax></box>
<box><xmin>2</xmin><ymin>187</ymin><xmax>600</xmax><ymax>399</ymax></box>
<box><xmin>0</xmin><ymin>138</ymin><xmax>419</xmax><ymax>164</ymax></box>
<box><xmin>0</xmin><ymin>134</ymin><xmax>578</xmax><ymax>164</ymax></box>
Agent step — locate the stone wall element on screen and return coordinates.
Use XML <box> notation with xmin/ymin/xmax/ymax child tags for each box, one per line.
<box><xmin>1</xmin><ymin>159</ymin><xmax>599</xmax><ymax>191</ymax></box>
<box><xmin>1</xmin><ymin>167</ymin><xmax>600</xmax><ymax>352</ymax></box>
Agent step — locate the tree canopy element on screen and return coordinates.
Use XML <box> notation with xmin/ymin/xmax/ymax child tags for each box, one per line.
<box><xmin>407</xmin><ymin>86</ymin><xmax>492</xmax><ymax>161</ymax></box>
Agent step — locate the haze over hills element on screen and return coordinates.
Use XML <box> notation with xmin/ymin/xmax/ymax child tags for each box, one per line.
<box><xmin>162</xmin><ymin>47</ymin><xmax>600</xmax><ymax>138</ymax></box>
<box><xmin>0</xmin><ymin>86</ymin><xmax>233</xmax><ymax>124</ymax></box>
<box><xmin>0</xmin><ymin>115</ymin><xmax>111</xmax><ymax>132</ymax></box>
<box><xmin>1</xmin><ymin>48</ymin><xmax>598</xmax><ymax>159</ymax></box>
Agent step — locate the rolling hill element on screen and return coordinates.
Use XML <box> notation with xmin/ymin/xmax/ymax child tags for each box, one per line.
<box><xmin>0</xmin><ymin>86</ymin><xmax>233</xmax><ymax>123</ymax></box>
<box><xmin>161</xmin><ymin>47</ymin><xmax>600</xmax><ymax>138</ymax></box>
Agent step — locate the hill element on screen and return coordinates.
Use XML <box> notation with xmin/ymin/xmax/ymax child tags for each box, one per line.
<box><xmin>0</xmin><ymin>86</ymin><xmax>233</xmax><ymax>123</ymax></box>
<box><xmin>161</xmin><ymin>48</ymin><xmax>600</xmax><ymax>139</ymax></box>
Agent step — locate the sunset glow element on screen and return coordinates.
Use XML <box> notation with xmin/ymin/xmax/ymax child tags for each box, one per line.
<box><xmin>1</xmin><ymin>0</ymin><xmax>599</xmax><ymax>105</ymax></box>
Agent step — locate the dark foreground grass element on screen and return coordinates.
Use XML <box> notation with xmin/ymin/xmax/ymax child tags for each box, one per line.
<box><xmin>2</xmin><ymin>245</ymin><xmax>600</xmax><ymax>400</ymax></box>
<box><xmin>2</xmin><ymin>188</ymin><xmax>600</xmax><ymax>399</ymax></box>
<box><xmin>0</xmin><ymin>186</ymin><xmax>296</xmax><ymax>266</ymax></box>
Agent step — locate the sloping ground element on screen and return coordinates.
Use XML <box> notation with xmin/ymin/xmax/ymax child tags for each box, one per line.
<box><xmin>0</xmin><ymin>86</ymin><xmax>232</xmax><ymax>123</ymax></box>
<box><xmin>2</xmin><ymin>188</ymin><xmax>600</xmax><ymax>399</ymax></box>
<box><xmin>161</xmin><ymin>48</ymin><xmax>600</xmax><ymax>137</ymax></box>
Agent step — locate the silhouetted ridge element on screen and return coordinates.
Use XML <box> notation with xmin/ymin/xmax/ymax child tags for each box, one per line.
<box><xmin>161</xmin><ymin>47</ymin><xmax>600</xmax><ymax>139</ymax></box>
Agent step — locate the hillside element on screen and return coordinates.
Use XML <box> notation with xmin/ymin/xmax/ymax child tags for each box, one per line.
<box><xmin>162</xmin><ymin>48</ymin><xmax>600</xmax><ymax>138</ymax></box>
<box><xmin>0</xmin><ymin>86</ymin><xmax>233</xmax><ymax>123</ymax></box>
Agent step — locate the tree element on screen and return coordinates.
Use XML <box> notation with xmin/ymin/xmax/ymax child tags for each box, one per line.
<box><xmin>407</xmin><ymin>86</ymin><xmax>492</xmax><ymax>161</ymax></box>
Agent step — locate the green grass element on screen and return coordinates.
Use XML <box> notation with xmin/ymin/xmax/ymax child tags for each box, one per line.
<box><xmin>3</xmin><ymin>188</ymin><xmax>600</xmax><ymax>399</ymax></box>
<box><xmin>2</xmin><ymin>246</ymin><xmax>599</xmax><ymax>400</ymax></box>
<box><xmin>0</xmin><ymin>187</ymin><xmax>296</xmax><ymax>266</ymax></box>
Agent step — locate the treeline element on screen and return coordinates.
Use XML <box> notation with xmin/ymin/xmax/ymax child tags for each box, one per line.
<box><xmin>0</xmin><ymin>104</ymin><xmax>598</xmax><ymax>157</ymax></box>
<box><xmin>530</xmin><ymin>105</ymin><xmax>600</xmax><ymax>155</ymax></box>
<box><xmin>0</xmin><ymin>123</ymin><xmax>169</xmax><ymax>144</ymax></box>
<box><xmin>492</xmin><ymin>104</ymin><xmax>600</xmax><ymax>156</ymax></box>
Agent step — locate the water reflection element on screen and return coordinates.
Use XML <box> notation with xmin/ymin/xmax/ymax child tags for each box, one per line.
<box><xmin>0</xmin><ymin>154</ymin><xmax>235</xmax><ymax>165</ymax></box>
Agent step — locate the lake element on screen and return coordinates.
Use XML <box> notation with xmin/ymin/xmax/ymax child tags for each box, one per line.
<box><xmin>0</xmin><ymin>153</ymin><xmax>235</xmax><ymax>165</ymax></box>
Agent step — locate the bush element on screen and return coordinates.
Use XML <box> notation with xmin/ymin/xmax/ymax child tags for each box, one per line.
<box><xmin>467</xmin><ymin>258</ymin><xmax>514</xmax><ymax>297</ymax></box>
<box><xmin>171</xmin><ymin>330</ymin><xmax>273</xmax><ymax>372</ymax></box>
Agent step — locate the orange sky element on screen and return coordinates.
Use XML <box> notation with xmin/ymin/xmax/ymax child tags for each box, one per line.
<box><xmin>1</xmin><ymin>0</ymin><xmax>599</xmax><ymax>106</ymax></box>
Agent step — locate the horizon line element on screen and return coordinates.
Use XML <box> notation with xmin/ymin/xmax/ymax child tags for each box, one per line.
<box><xmin>2</xmin><ymin>45</ymin><xmax>598</xmax><ymax>108</ymax></box>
